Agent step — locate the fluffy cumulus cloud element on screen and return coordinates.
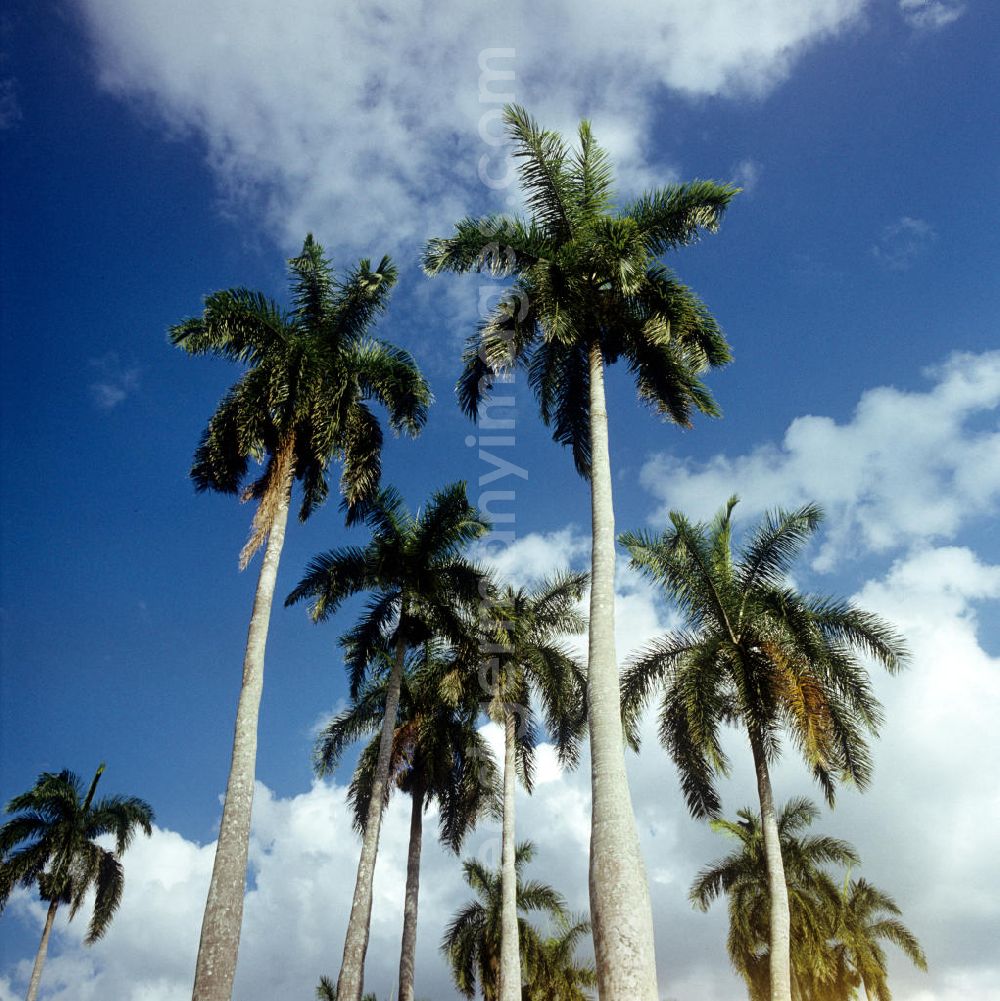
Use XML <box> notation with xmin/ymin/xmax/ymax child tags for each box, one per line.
<box><xmin>74</xmin><ymin>0</ymin><xmax>865</xmax><ymax>249</ymax></box>
<box><xmin>641</xmin><ymin>350</ymin><xmax>1000</xmax><ymax>570</ymax></box>
<box><xmin>898</xmin><ymin>0</ymin><xmax>966</xmax><ymax>30</ymax></box>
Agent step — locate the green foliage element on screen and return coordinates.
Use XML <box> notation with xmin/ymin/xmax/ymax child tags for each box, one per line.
<box><xmin>620</xmin><ymin>497</ymin><xmax>908</xmax><ymax>816</ymax></box>
<box><xmin>691</xmin><ymin>799</ymin><xmax>926</xmax><ymax>1000</ymax></box>
<box><xmin>315</xmin><ymin>643</ymin><xmax>501</xmax><ymax>852</ymax></box>
<box><xmin>172</xmin><ymin>234</ymin><xmax>430</xmax><ymax>563</ymax></box>
<box><xmin>0</xmin><ymin>765</ymin><xmax>153</xmax><ymax>943</ymax></box>
<box><xmin>425</xmin><ymin>105</ymin><xmax>736</xmax><ymax>478</ymax></box>
<box><xmin>287</xmin><ymin>482</ymin><xmax>490</xmax><ymax>698</ymax></box>
<box><xmin>442</xmin><ymin>843</ymin><xmax>593</xmax><ymax>1001</ymax></box>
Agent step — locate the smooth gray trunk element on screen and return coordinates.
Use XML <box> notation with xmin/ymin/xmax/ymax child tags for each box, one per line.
<box><xmin>25</xmin><ymin>900</ymin><xmax>58</xmax><ymax>1001</ymax></box>
<box><xmin>397</xmin><ymin>782</ymin><xmax>424</xmax><ymax>1001</ymax></box>
<box><xmin>191</xmin><ymin>474</ymin><xmax>292</xmax><ymax>1001</ymax></box>
<box><xmin>586</xmin><ymin>341</ymin><xmax>659</xmax><ymax>1001</ymax></box>
<box><xmin>750</xmin><ymin>732</ymin><xmax>793</xmax><ymax>1001</ymax></box>
<box><xmin>336</xmin><ymin>635</ymin><xmax>408</xmax><ymax>1001</ymax></box>
<box><xmin>498</xmin><ymin>711</ymin><xmax>522</xmax><ymax>1001</ymax></box>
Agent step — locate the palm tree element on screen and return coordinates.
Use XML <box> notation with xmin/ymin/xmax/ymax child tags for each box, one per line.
<box><xmin>443</xmin><ymin>841</ymin><xmax>574</xmax><ymax>1001</ymax></box>
<box><xmin>425</xmin><ymin>104</ymin><xmax>736</xmax><ymax>999</ymax></box>
<box><xmin>287</xmin><ymin>482</ymin><xmax>489</xmax><ymax>1001</ymax></box>
<box><xmin>690</xmin><ymin>799</ymin><xmax>925</xmax><ymax>1001</ymax></box>
<box><xmin>464</xmin><ymin>572</ymin><xmax>587</xmax><ymax>1001</ymax></box>
<box><xmin>315</xmin><ymin>643</ymin><xmax>501</xmax><ymax>1001</ymax></box>
<box><xmin>525</xmin><ymin>917</ymin><xmax>597</xmax><ymax>1001</ymax></box>
<box><xmin>172</xmin><ymin>236</ymin><xmax>429</xmax><ymax>1001</ymax></box>
<box><xmin>691</xmin><ymin>798</ymin><xmax>859</xmax><ymax>1000</ymax></box>
<box><xmin>621</xmin><ymin>498</ymin><xmax>908</xmax><ymax>1001</ymax></box>
<box><xmin>0</xmin><ymin>765</ymin><xmax>153</xmax><ymax>1001</ymax></box>
<box><xmin>827</xmin><ymin>877</ymin><xmax>927</xmax><ymax>1001</ymax></box>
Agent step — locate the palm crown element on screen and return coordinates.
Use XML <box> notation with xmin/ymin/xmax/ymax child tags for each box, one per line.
<box><xmin>172</xmin><ymin>234</ymin><xmax>430</xmax><ymax>566</ymax></box>
<box><xmin>0</xmin><ymin>765</ymin><xmax>153</xmax><ymax>943</ymax></box>
<box><xmin>621</xmin><ymin>497</ymin><xmax>908</xmax><ymax>818</ymax></box>
<box><xmin>424</xmin><ymin>104</ymin><xmax>735</xmax><ymax>476</ymax></box>
<box><xmin>315</xmin><ymin>643</ymin><xmax>500</xmax><ymax>852</ymax></box>
<box><xmin>286</xmin><ymin>481</ymin><xmax>490</xmax><ymax>693</ymax></box>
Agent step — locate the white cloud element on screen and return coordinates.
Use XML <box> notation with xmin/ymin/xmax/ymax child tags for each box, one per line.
<box><xmin>88</xmin><ymin>352</ymin><xmax>141</xmax><ymax>410</ymax></box>
<box><xmin>640</xmin><ymin>350</ymin><xmax>1000</xmax><ymax>570</ymax></box>
<box><xmin>899</xmin><ymin>0</ymin><xmax>966</xmax><ymax>30</ymax></box>
<box><xmin>75</xmin><ymin>0</ymin><xmax>866</xmax><ymax>249</ymax></box>
<box><xmin>872</xmin><ymin>215</ymin><xmax>937</xmax><ymax>270</ymax></box>
<box><xmin>730</xmin><ymin>157</ymin><xmax>763</xmax><ymax>193</ymax></box>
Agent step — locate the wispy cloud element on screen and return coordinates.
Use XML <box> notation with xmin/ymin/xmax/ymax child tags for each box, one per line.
<box><xmin>871</xmin><ymin>215</ymin><xmax>936</xmax><ymax>270</ymax></box>
<box><xmin>76</xmin><ymin>0</ymin><xmax>867</xmax><ymax>250</ymax></box>
<box><xmin>88</xmin><ymin>352</ymin><xmax>141</xmax><ymax>410</ymax></box>
<box><xmin>730</xmin><ymin>157</ymin><xmax>762</xmax><ymax>194</ymax></box>
<box><xmin>899</xmin><ymin>0</ymin><xmax>966</xmax><ymax>29</ymax></box>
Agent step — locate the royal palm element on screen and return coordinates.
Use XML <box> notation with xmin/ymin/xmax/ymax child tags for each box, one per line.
<box><xmin>172</xmin><ymin>236</ymin><xmax>428</xmax><ymax>1001</ymax></box>
<box><xmin>621</xmin><ymin>498</ymin><xmax>907</xmax><ymax>1001</ymax></box>
<box><xmin>287</xmin><ymin>482</ymin><xmax>488</xmax><ymax>1001</ymax></box>
<box><xmin>315</xmin><ymin>644</ymin><xmax>500</xmax><ymax>1001</ymax></box>
<box><xmin>466</xmin><ymin>572</ymin><xmax>587</xmax><ymax>1001</ymax></box>
<box><xmin>425</xmin><ymin>105</ymin><xmax>735</xmax><ymax>998</ymax></box>
<box><xmin>0</xmin><ymin>765</ymin><xmax>153</xmax><ymax>1001</ymax></box>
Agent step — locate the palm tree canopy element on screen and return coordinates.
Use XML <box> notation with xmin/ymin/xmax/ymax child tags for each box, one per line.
<box><xmin>0</xmin><ymin>766</ymin><xmax>153</xmax><ymax>943</ymax></box>
<box><xmin>691</xmin><ymin>798</ymin><xmax>925</xmax><ymax>1001</ymax></box>
<box><xmin>286</xmin><ymin>481</ymin><xmax>490</xmax><ymax>697</ymax></box>
<box><xmin>442</xmin><ymin>841</ymin><xmax>578</xmax><ymax>1001</ymax></box>
<box><xmin>315</xmin><ymin>643</ymin><xmax>501</xmax><ymax>851</ymax></box>
<box><xmin>465</xmin><ymin>570</ymin><xmax>589</xmax><ymax>789</ymax></box>
<box><xmin>172</xmin><ymin>234</ymin><xmax>431</xmax><ymax>564</ymax></box>
<box><xmin>620</xmin><ymin>497</ymin><xmax>908</xmax><ymax>817</ymax></box>
<box><xmin>424</xmin><ymin>105</ymin><xmax>736</xmax><ymax>477</ymax></box>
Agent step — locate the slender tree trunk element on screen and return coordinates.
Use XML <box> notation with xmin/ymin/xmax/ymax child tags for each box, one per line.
<box><xmin>191</xmin><ymin>456</ymin><xmax>293</xmax><ymax>1001</ymax></box>
<box><xmin>25</xmin><ymin>900</ymin><xmax>58</xmax><ymax>1001</ymax></box>
<box><xmin>498</xmin><ymin>710</ymin><xmax>522</xmax><ymax>1001</ymax></box>
<box><xmin>336</xmin><ymin>634</ymin><xmax>408</xmax><ymax>1001</ymax></box>
<box><xmin>397</xmin><ymin>782</ymin><xmax>425</xmax><ymax>1001</ymax></box>
<box><xmin>585</xmin><ymin>341</ymin><xmax>659</xmax><ymax>1000</ymax></box>
<box><xmin>749</xmin><ymin>731</ymin><xmax>793</xmax><ymax>1001</ymax></box>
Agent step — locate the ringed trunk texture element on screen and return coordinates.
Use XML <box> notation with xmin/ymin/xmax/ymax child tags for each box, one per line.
<box><xmin>25</xmin><ymin>900</ymin><xmax>58</xmax><ymax>1001</ymax></box>
<box><xmin>336</xmin><ymin>635</ymin><xmax>408</xmax><ymax>1001</ymax></box>
<box><xmin>750</xmin><ymin>732</ymin><xmax>793</xmax><ymax>1001</ymax></box>
<box><xmin>498</xmin><ymin>711</ymin><xmax>522</xmax><ymax>1001</ymax></box>
<box><xmin>191</xmin><ymin>459</ymin><xmax>293</xmax><ymax>1001</ymax></box>
<box><xmin>397</xmin><ymin>782</ymin><xmax>425</xmax><ymax>1001</ymax></box>
<box><xmin>586</xmin><ymin>342</ymin><xmax>659</xmax><ymax>1000</ymax></box>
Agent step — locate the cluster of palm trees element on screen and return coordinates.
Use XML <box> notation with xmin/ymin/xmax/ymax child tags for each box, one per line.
<box><xmin>1</xmin><ymin>104</ymin><xmax>927</xmax><ymax>1001</ymax></box>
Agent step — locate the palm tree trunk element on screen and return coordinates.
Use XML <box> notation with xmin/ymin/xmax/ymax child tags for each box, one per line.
<box><xmin>336</xmin><ymin>633</ymin><xmax>407</xmax><ymax>1001</ymax></box>
<box><xmin>749</xmin><ymin>730</ymin><xmax>793</xmax><ymax>1001</ymax></box>
<box><xmin>585</xmin><ymin>340</ymin><xmax>659</xmax><ymax>1000</ymax></box>
<box><xmin>25</xmin><ymin>900</ymin><xmax>58</xmax><ymax>1001</ymax></box>
<box><xmin>498</xmin><ymin>710</ymin><xmax>522</xmax><ymax>1001</ymax></box>
<box><xmin>397</xmin><ymin>781</ymin><xmax>425</xmax><ymax>1001</ymax></box>
<box><xmin>191</xmin><ymin>455</ymin><xmax>293</xmax><ymax>1001</ymax></box>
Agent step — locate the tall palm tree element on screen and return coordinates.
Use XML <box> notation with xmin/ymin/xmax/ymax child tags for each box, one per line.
<box><xmin>315</xmin><ymin>643</ymin><xmax>501</xmax><ymax>1001</ymax></box>
<box><xmin>691</xmin><ymin>798</ymin><xmax>859</xmax><ymax>1000</ymax></box>
<box><xmin>0</xmin><ymin>765</ymin><xmax>153</xmax><ymax>1001</ymax></box>
<box><xmin>172</xmin><ymin>235</ymin><xmax>430</xmax><ymax>1001</ymax></box>
<box><xmin>425</xmin><ymin>104</ymin><xmax>736</xmax><ymax>998</ymax></box>
<box><xmin>526</xmin><ymin>917</ymin><xmax>597</xmax><ymax>1001</ymax></box>
<box><xmin>442</xmin><ymin>841</ymin><xmax>573</xmax><ymax>1001</ymax></box>
<box><xmin>465</xmin><ymin>572</ymin><xmax>587</xmax><ymax>1001</ymax></box>
<box><xmin>287</xmin><ymin>482</ymin><xmax>489</xmax><ymax>1001</ymax></box>
<box><xmin>621</xmin><ymin>498</ymin><xmax>908</xmax><ymax>1001</ymax></box>
<box><xmin>690</xmin><ymin>799</ymin><xmax>925</xmax><ymax>1001</ymax></box>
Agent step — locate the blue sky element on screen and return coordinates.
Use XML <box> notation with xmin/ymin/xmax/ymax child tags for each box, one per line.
<box><xmin>1</xmin><ymin>1</ymin><xmax>999</xmax><ymax>998</ymax></box>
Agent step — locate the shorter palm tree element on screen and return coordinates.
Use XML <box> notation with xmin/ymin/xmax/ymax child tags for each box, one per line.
<box><xmin>288</xmin><ymin>482</ymin><xmax>490</xmax><ymax>1001</ymax></box>
<box><xmin>0</xmin><ymin>765</ymin><xmax>154</xmax><ymax>1001</ymax></box>
<box><xmin>691</xmin><ymin>798</ymin><xmax>925</xmax><ymax>1001</ymax></box>
<box><xmin>443</xmin><ymin>842</ymin><xmax>591</xmax><ymax>1001</ymax></box>
<box><xmin>316</xmin><ymin>643</ymin><xmax>501</xmax><ymax>1001</ymax></box>
<box><xmin>622</xmin><ymin>497</ymin><xmax>908</xmax><ymax>1001</ymax></box>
